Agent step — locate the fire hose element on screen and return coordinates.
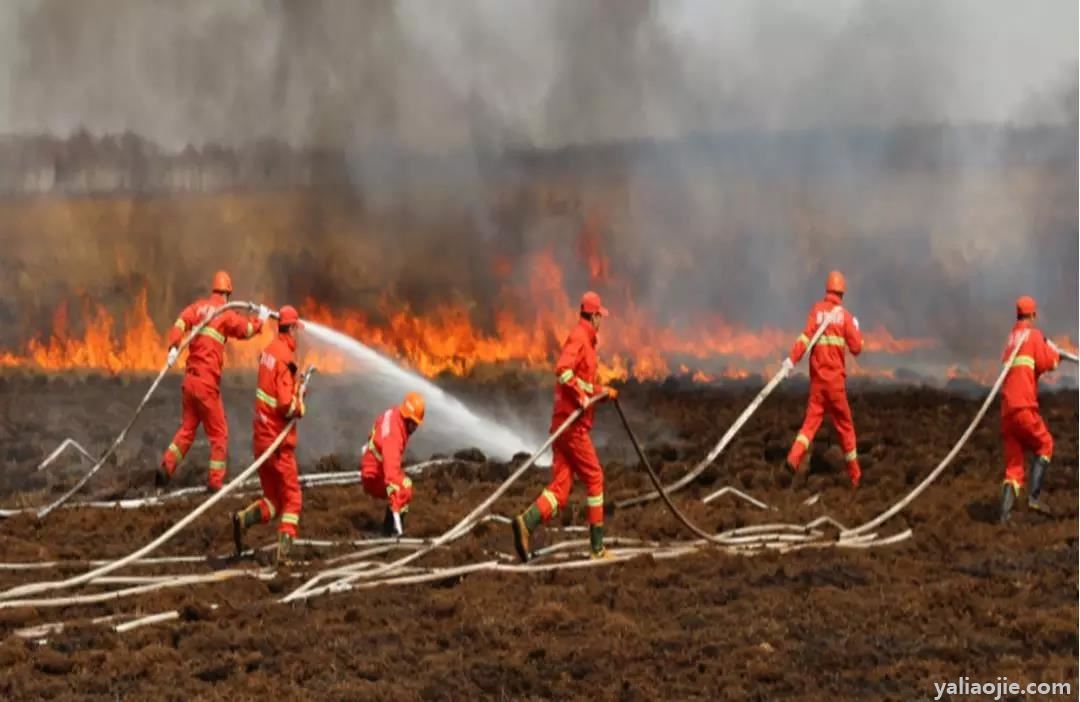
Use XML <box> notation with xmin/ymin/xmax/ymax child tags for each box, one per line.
<box><xmin>0</xmin><ymin>367</ymin><xmax>316</xmax><ymax>602</ymax></box>
<box><xmin>281</xmin><ymin>391</ymin><xmax>608</xmax><ymax>604</ymax></box>
<box><xmin>1050</xmin><ymin>341</ymin><xmax>1079</xmax><ymax>364</ymax></box>
<box><xmin>31</xmin><ymin>300</ymin><xmax>269</xmax><ymax>519</ymax></box>
<box><xmin>841</xmin><ymin>331</ymin><xmax>1028</xmax><ymax>537</ymax></box>
<box><xmin>616</xmin><ymin>312</ymin><xmax>836</xmax><ymax>508</ymax></box>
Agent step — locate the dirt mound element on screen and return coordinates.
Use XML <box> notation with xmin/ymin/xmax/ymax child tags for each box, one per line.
<box><xmin>0</xmin><ymin>376</ymin><xmax>1076</xmax><ymax>699</ymax></box>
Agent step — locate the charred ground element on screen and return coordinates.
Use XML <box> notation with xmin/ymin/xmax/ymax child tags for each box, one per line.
<box><xmin>0</xmin><ymin>374</ymin><xmax>1077</xmax><ymax>700</ymax></box>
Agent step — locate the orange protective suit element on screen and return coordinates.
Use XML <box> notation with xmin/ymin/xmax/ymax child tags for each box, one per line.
<box><xmin>1000</xmin><ymin>320</ymin><xmax>1059</xmax><ymax>489</ymax></box>
<box><xmin>533</xmin><ymin>318</ymin><xmax>605</xmax><ymax>525</ymax></box>
<box><xmin>361</xmin><ymin>407</ymin><xmax>415</xmax><ymax>513</ymax></box>
<box><xmin>249</xmin><ymin>332</ymin><xmax>304</xmax><ymax>537</ymax></box>
<box><xmin>161</xmin><ymin>292</ymin><xmax>261</xmax><ymax>489</ymax></box>
<box><xmin>785</xmin><ymin>292</ymin><xmax>864</xmax><ymax>486</ymax></box>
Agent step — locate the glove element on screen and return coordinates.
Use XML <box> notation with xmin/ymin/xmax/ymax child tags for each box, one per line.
<box><xmin>257</xmin><ymin>305</ymin><xmax>272</xmax><ymax>323</ymax></box>
<box><xmin>294</xmin><ymin>395</ymin><xmax>306</xmax><ymax>418</ymax></box>
<box><xmin>166</xmin><ymin>347</ymin><xmax>180</xmax><ymax>367</ymax></box>
<box><xmin>392</xmin><ymin>511</ymin><xmax>404</xmax><ymax>537</ymax></box>
<box><xmin>780</xmin><ymin>357</ymin><xmax>794</xmax><ymax>377</ymax></box>
<box><xmin>852</xmin><ymin>316</ymin><xmax>860</xmax><ymax>330</ymax></box>
<box><xmin>604</xmin><ymin>386</ymin><xmax>619</xmax><ymax>401</ymax></box>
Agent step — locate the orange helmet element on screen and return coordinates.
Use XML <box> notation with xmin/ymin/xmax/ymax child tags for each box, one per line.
<box><xmin>400</xmin><ymin>391</ymin><xmax>425</xmax><ymax>425</ymax></box>
<box><xmin>580</xmin><ymin>291</ymin><xmax>608</xmax><ymax>316</ymax></box>
<box><xmin>278</xmin><ymin>305</ymin><xmax>301</xmax><ymax>327</ymax></box>
<box><xmin>1016</xmin><ymin>295</ymin><xmax>1037</xmax><ymax>317</ymax></box>
<box><xmin>825</xmin><ymin>270</ymin><xmax>846</xmax><ymax>295</ymax></box>
<box><xmin>211</xmin><ymin>270</ymin><xmax>233</xmax><ymax>294</ymax></box>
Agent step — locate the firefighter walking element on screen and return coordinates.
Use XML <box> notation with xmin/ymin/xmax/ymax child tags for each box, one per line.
<box><xmin>159</xmin><ymin>271</ymin><xmax>269</xmax><ymax>491</ymax></box>
<box><xmin>232</xmin><ymin>305</ymin><xmax>307</xmax><ymax>564</ymax></box>
<box><xmin>512</xmin><ymin>291</ymin><xmax>618</xmax><ymax>563</ymax></box>
<box><xmin>783</xmin><ymin>271</ymin><xmax>864</xmax><ymax>487</ymax></box>
<box><xmin>360</xmin><ymin>392</ymin><xmax>426</xmax><ymax>537</ymax></box>
<box><xmin>997</xmin><ymin>295</ymin><xmax>1060</xmax><ymax>523</ymax></box>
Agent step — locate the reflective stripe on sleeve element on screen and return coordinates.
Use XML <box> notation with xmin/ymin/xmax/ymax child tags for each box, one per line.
<box><xmin>558</xmin><ymin>369</ymin><xmax>574</xmax><ymax>384</ymax></box>
<box><xmin>795</xmin><ymin>434</ymin><xmax>810</xmax><ymax>448</ymax></box>
<box><xmin>174</xmin><ymin>319</ymin><xmax>187</xmax><ymax>331</ymax></box>
<box><xmin>796</xmin><ymin>333</ymin><xmax>809</xmax><ymax>346</ymax></box>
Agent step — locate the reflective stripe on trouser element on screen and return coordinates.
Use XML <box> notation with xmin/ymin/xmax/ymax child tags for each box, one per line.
<box><xmin>787</xmin><ymin>382</ymin><xmax>858</xmax><ymax>470</ymax></box>
<box><xmin>255</xmin><ymin>443</ymin><xmax>302</xmax><ymax>538</ymax></box>
<box><xmin>360</xmin><ymin>451</ymin><xmax>413</xmax><ymax>512</ymax></box>
<box><xmin>1001</xmin><ymin>408</ymin><xmax>1053</xmax><ymax>488</ymax></box>
<box><xmin>532</xmin><ymin>426</ymin><xmax>604</xmax><ymax>525</ymax></box>
<box><xmin>162</xmin><ymin>377</ymin><xmax>229</xmax><ymax>478</ymax></box>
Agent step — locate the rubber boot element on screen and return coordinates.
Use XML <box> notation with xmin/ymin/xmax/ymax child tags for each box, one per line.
<box><xmin>788</xmin><ymin>459</ymin><xmax>809</xmax><ymax>490</ymax></box>
<box><xmin>275</xmin><ymin>532</ymin><xmax>294</xmax><ymax>567</ymax></box>
<box><xmin>232</xmin><ymin>505</ymin><xmax>261</xmax><ymax>557</ymax></box>
<box><xmin>512</xmin><ymin>505</ymin><xmax>542</xmax><ymax>563</ymax></box>
<box><xmin>998</xmin><ymin>483</ymin><xmax>1017</xmax><ymax>525</ymax></box>
<box><xmin>1027</xmin><ymin>456</ymin><xmax>1052</xmax><ymax>516</ymax></box>
<box><xmin>589</xmin><ymin>524</ymin><xmax>611</xmax><ymax>560</ymax></box>
<box><xmin>155</xmin><ymin>465</ymin><xmax>171</xmax><ymax>490</ymax></box>
<box><xmin>231</xmin><ymin>512</ymin><xmax>246</xmax><ymax>557</ymax></box>
<box><xmin>381</xmin><ymin>507</ymin><xmax>396</xmax><ymax>537</ymax></box>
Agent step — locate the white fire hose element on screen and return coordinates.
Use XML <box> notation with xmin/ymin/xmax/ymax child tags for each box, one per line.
<box><xmin>0</xmin><ymin>367</ymin><xmax>315</xmax><ymax>602</ymax></box>
<box><xmin>616</xmin><ymin>311</ymin><xmax>838</xmax><ymax>508</ymax></box>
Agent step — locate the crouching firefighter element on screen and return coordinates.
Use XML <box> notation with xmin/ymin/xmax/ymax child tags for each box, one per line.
<box><xmin>512</xmin><ymin>291</ymin><xmax>618</xmax><ymax>563</ymax></box>
<box><xmin>361</xmin><ymin>392</ymin><xmax>425</xmax><ymax>537</ymax></box>
<box><xmin>232</xmin><ymin>305</ymin><xmax>307</xmax><ymax>565</ymax></box>
<box><xmin>998</xmin><ymin>295</ymin><xmax>1060</xmax><ymax>523</ymax></box>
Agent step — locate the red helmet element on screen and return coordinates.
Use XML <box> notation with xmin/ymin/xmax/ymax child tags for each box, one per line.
<box><xmin>825</xmin><ymin>270</ymin><xmax>846</xmax><ymax>295</ymax></box>
<box><xmin>580</xmin><ymin>291</ymin><xmax>608</xmax><ymax>316</ymax></box>
<box><xmin>278</xmin><ymin>305</ymin><xmax>302</xmax><ymax>328</ymax></box>
<box><xmin>1016</xmin><ymin>295</ymin><xmax>1037</xmax><ymax>317</ymax></box>
<box><xmin>211</xmin><ymin>270</ymin><xmax>233</xmax><ymax>294</ymax></box>
<box><xmin>401</xmin><ymin>391</ymin><xmax>425</xmax><ymax>425</ymax></box>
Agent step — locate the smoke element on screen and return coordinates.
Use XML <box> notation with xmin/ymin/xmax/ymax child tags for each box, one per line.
<box><xmin>0</xmin><ymin>0</ymin><xmax>1076</xmax><ymax>366</ymax></box>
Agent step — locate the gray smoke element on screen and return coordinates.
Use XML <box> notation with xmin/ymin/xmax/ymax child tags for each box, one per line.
<box><xmin>0</xmin><ymin>0</ymin><xmax>1076</xmax><ymax>369</ymax></box>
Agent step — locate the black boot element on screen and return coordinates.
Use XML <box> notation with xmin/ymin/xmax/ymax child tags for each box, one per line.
<box><xmin>231</xmin><ymin>512</ymin><xmax>245</xmax><ymax>557</ymax></box>
<box><xmin>998</xmin><ymin>483</ymin><xmax>1017</xmax><ymax>524</ymax></box>
<box><xmin>1027</xmin><ymin>456</ymin><xmax>1053</xmax><ymax>516</ymax></box>
<box><xmin>381</xmin><ymin>507</ymin><xmax>395</xmax><ymax>537</ymax></box>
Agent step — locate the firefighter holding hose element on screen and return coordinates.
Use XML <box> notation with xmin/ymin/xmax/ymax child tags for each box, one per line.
<box><xmin>158</xmin><ymin>270</ymin><xmax>270</xmax><ymax>491</ymax></box>
<box><xmin>232</xmin><ymin>305</ymin><xmax>307</xmax><ymax>564</ymax></box>
<box><xmin>782</xmin><ymin>270</ymin><xmax>864</xmax><ymax>488</ymax></box>
<box><xmin>512</xmin><ymin>291</ymin><xmax>619</xmax><ymax>562</ymax></box>
<box><xmin>360</xmin><ymin>392</ymin><xmax>425</xmax><ymax>537</ymax></box>
<box><xmin>997</xmin><ymin>295</ymin><xmax>1061</xmax><ymax>523</ymax></box>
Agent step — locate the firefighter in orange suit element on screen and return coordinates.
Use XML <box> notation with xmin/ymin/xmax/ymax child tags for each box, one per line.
<box><xmin>783</xmin><ymin>271</ymin><xmax>864</xmax><ymax>487</ymax></box>
<box><xmin>360</xmin><ymin>392</ymin><xmax>425</xmax><ymax>537</ymax></box>
<box><xmin>232</xmin><ymin>305</ymin><xmax>307</xmax><ymax>564</ymax></box>
<box><xmin>159</xmin><ymin>271</ymin><xmax>268</xmax><ymax>490</ymax></box>
<box><xmin>512</xmin><ymin>291</ymin><xmax>618</xmax><ymax>563</ymax></box>
<box><xmin>998</xmin><ymin>295</ymin><xmax>1060</xmax><ymax>523</ymax></box>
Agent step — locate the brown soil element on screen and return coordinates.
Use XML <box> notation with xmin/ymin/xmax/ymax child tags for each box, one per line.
<box><xmin>0</xmin><ymin>374</ymin><xmax>1076</xmax><ymax>700</ymax></box>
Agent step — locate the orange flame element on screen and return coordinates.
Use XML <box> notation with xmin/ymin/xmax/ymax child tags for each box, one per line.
<box><xmin>0</xmin><ymin>246</ymin><xmax>959</xmax><ymax>382</ymax></box>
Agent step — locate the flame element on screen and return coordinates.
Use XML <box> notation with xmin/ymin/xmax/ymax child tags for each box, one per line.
<box><xmin>0</xmin><ymin>243</ymin><xmax>963</xmax><ymax>383</ymax></box>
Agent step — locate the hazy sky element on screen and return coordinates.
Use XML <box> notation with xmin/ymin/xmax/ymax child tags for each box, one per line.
<box><xmin>0</xmin><ymin>0</ymin><xmax>1075</xmax><ymax>149</ymax></box>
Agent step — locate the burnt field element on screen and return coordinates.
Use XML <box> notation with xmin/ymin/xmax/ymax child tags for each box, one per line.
<box><xmin>0</xmin><ymin>373</ymin><xmax>1076</xmax><ymax>700</ymax></box>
